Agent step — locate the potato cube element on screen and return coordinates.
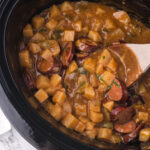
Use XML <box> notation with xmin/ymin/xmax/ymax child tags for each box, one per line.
<box><xmin>74</xmin><ymin>104</ymin><xmax>87</xmax><ymax>117</ymax></box>
<box><xmin>78</xmin><ymin>74</ymin><xmax>88</xmax><ymax>85</ymax></box>
<box><xmin>49</xmin><ymin>74</ymin><xmax>62</xmax><ymax>88</ymax></box>
<box><xmin>96</xmin><ymin>7</ymin><xmax>105</xmax><ymax>15</ymax></box>
<box><xmin>41</xmin><ymin>49</ymin><xmax>52</xmax><ymax>61</ymax></box>
<box><xmin>49</xmin><ymin>5</ymin><xmax>60</xmax><ymax>18</ymax></box>
<box><xmin>36</xmin><ymin>75</ymin><xmax>50</xmax><ymax>89</ymax></box>
<box><xmin>103</xmin><ymin>100</ymin><xmax>114</xmax><ymax>112</ymax></box>
<box><xmin>31</xmin><ymin>32</ymin><xmax>45</xmax><ymax>42</ymax></box>
<box><xmin>79</xmin><ymin>116</ymin><xmax>89</xmax><ymax>123</ymax></box>
<box><xmin>48</xmin><ymin>103</ymin><xmax>63</xmax><ymax>121</ymax></box>
<box><xmin>32</xmin><ymin>16</ymin><xmax>44</xmax><ymax>29</ymax></box>
<box><xmin>28</xmin><ymin>43</ymin><xmax>41</xmax><ymax>54</ymax></box>
<box><xmin>61</xmin><ymin>1</ymin><xmax>73</xmax><ymax>11</ymax></box>
<box><xmin>46</xmin><ymin>84</ymin><xmax>62</xmax><ymax>96</ymax></box>
<box><xmin>34</xmin><ymin>89</ymin><xmax>48</xmax><ymax>103</ymax></box>
<box><xmin>62</xmin><ymin>113</ymin><xmax>79</xmax><ymax>129</ymax></box>
<box><xmin>84</xmin><ymin>85</ymin><xmax>95</xmax><ymax>100</ymax></box>
<box><xmin>85</xmin><ymin>129</ymin><xmax>97</xmax><ymax>139</ymax></box>
<box><xmin>67</xmin><ymin>61</ymin><xmax>78</xmax><ymax>74</ymax></box>
<box><xmin>106</xmin><ymin>58</ymin><xmax>118</xmax><ymax>73</ymax></box>
<box><xmin>96</xmin><ymin>63</ymin><xmax>103</xmax><ymax>75</ymax></box>
<box><xmin>101</xmin><ymin>71</ymin><xmax>115</xmax><ymax>85</ymax></box>
<box><xmin>89</xmin><ymin>74</ymin><xmax>99</xmax><ymax>88</ymax></box>
<box><xmin>46</xmin><ymin>19</ymin><xmax>58</xmax><ymax>30</ymax></box>
<box><xmin>88</xmin><ymin>30</ymin><xmax>102</xmax><ymax>42</ymax></box>
<box><xmin>28</xmin><ymin>97</ymin><xmax>39</xmax><ymax>110</ymax></box>
<box><xmin>63</xmin><ymin>100</ymin><xmax>72</xmax><ymax>113</ymax></box>
<box><xmin>86</xmin><ymin>122</ymin><xmax>95</xmax><ymax>130</ymax></box>
<box><xmin>19</xmin><ymin>50</ymin><xmax>32</xmax><ymax>68</ymax></box>
<box><xmin>98</xmin><ymin>128</ymin><xmax>112</xmax><ymax>140</ymax></box>
<box><xmin>138</xmin><ymin>112</ymin><xmax>149</xmax><ymax>122</ymax></box>
<box><xmin>74</xmin><ymin>20</ymin><xmax>82</xmax><ymax>32</ymax></box>
<box><xmin>105</xmin><ymin>19</ymin><xmax>116</xmax><ymax>30</ymax></box>
<box><xmin>90</xmin><ymin>111</ymin><xmax>103</xmax><ymax>123</ymax></box>
<box><xmin>98</xmin><ymin>83</ymin><xmax>108</xmax><ymax>93</ymax></box>
<box><xmin>98</xmin><ymin>49</ymin><xmax>111</xmax><ymax>66</ymax></box>
<box><xmin>23</xmin><ymin>24</ymin><xmax>33</xmax><ymax>38</ymax></box>
<box><xmin>89</xmin><ymin>101</ymin><xmax>101</xmax><ymax>112</ymax></box>
<box><xmin>63</xmin><ymin>30</ymin><xmax>75</xmax><ymax>41</ymax></box>
<box><xmin>111</xmin><ymin>134</ymin><xmax>121</xmax><ymax>144</ymax></box>
<box><xmin>83</xmin><ymin>58</ymin><xmax>96</xmax><ymax>73</ymax></box>
<box><xmin>75</xmin><ymin>121</ymin><xmax>86</xmax><ymax>133</ymax></box>
<box><xmin>52</xmin><ymin>91</ymin><xmax>66</xmax><ymax>105</ymax></box>
<box><xmin>113</xmin><ymin>11</ymin><xmax>130</xmax><ymax>25</ymax></box>
<box><xmin>139</xmin><ymin>128</ymin><xmax>150</xmax><ymax>142</ymax></box>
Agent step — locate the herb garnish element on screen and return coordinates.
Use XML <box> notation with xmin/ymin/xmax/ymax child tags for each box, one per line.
<box><xmin>113</xmin><ymin>80</ymin><xmax>120</xmax><ymax>87</ymax></box>
<box><xmin>133</xmin><ymin>94</ymin><xmax>137</xmax><ymax>98</ymax></box>
<box><xmin>103</xmin><ymin>28</ymin><xmax>109</xmax><ymax>32</ymax></box>
<box><xmin>107</xmin><ymin>85</ymin><xmax>112</xmax><ymax>90</ymax></box>
<box><xmin>39</xmin><ymin>27</ymin><xmax>47</xmax><ymax>33</ymax></box>
<box><xmin>97</xmin><ymin>75</ymin><xmax>105</xmax><ymax>82</ymax></box>
<box><xmin>51</xmin><ymin>29</ymin><xmax>64</xmax><ymax>40</ymax></box>
<box><xmin>102</xmin><ymin>56</ymin><xmax>105</xmax><ymax>59</ymax></box>
<box><xmin>64</xmin><ymin>83</ymin><xmax>69</xmax><ymax>89</ymax></box>
<box><xmin>81</xmin><ymin>70</ymin><xmax>88</xmax><ymax>75</ymax></box>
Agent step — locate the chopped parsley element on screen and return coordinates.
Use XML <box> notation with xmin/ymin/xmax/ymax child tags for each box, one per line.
<box><xmin>133</xmin><ymin>94</ymin><xmax>137</xmax><ymax>98</ymax></box>
<box><xmin>97</xmin><ymin>75</ymin><xmax>105</xmax><ymax>82</ymax></box>
<box><xmin>39</xmin><ymin>27</ymin><xmax>47</xmax><ymax>33</ymax></box>
<box><xmin>51</xmin><ymin>29</ymin><xmax>64</xmax><ymax>40</ymax></box>
<box><xmin>113</xmin><ymin>80</ymin><xmax>120</xmax><ymax>87</ymax></box>
<box><xmin>102</xmin><ymin>56</ymin><xmax>105</xmax><ymax>59</ymax></box>
<box><xmin>107</xmin><ymin>85</ymin><xmax>112</xmax><ymax>90</ymax></box>
<box><xmin>103</xmin><ymin>28</ymin><xmax>109</xmax><ymax>32</ymax></box>
<box><xmin>64</xmin><ymin>83</ymin><xmax>69</xmax><ymax>89</ymax></box>
<box><xmin>81</xmin><ymin>70</ymin><xmax>88</xmax><ymax>75</ymax></box>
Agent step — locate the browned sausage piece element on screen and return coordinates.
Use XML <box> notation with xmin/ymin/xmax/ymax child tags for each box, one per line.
<box><xmin>23</xmin><ymin>68</ymin><xmax>36</xmax><ymax>91</ymax></box>
<box><xmin>61</xmin><ymin>42</ymin><xmax>74</xmax><ymax>67</ymax></box>
<box><xmin>123</xmin><ymin>122</ymin><xmax>144</xmax><ymax>144</ymax></box>
<box><xmin>37</xmin><ymin>57</ymin><xmax>54</xmax><ymax>74</ymax></box>
<box><xmin>110</xmin><ymin>106</ymin><xmax>126</xmax><ymax>121</ymax></box>
<box><xmin>114</xmin><ymin>120</ymin><xmax>136</xmax><ymax>134</ymax></box>
<box><xmin>76</xmin><ymin>53</ymin><xmax>89</xmax><ymax>60</ymax></box>
<box><xmin>108</xmin><ymin>79</ymin><xmax>128</xmax><ymax>102</ymax></box>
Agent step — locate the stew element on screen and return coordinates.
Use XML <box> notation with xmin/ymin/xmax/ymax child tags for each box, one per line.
<box><xmin>19</xmin><ymin>1</ymin><xmax>150</xmax><ymax>144</ymax></box>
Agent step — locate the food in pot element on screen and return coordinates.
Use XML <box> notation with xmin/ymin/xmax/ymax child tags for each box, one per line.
<box><xmin>19</xmin><ymin>1</ymin><xmax>150</xmax><ymax>144</ymax></box>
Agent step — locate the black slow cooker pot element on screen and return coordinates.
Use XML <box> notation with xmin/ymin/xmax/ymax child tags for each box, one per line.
<box><xmin>0</xmin><ymin>0</ymin><xmax>150</xmax><ymax>150</ymax></box>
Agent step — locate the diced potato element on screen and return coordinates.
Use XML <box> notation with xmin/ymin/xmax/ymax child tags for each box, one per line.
<box><xmin>61</xmin><ymin>1</ymin><xmax>73</xmax><ymax>11</ymax></box>
<box><xmin>89</xmin><ymin>74</ymin><xmax>99</xmax><ymax>88</ymax></box>
<box><xmin>83</xmin><ymin>58</ymin><xmax>96</xmax><ymax>73</ymax></box>
<box><xmin>46</xmin><ymin>19</ymin><xmax>58</xmax><ymax>30</ymax></box>
<box><xmin>96</xmin><ymin>63</ymin><xmax>103</xmax><ymax>75</ymax></box>
<box><xmin>48</xmin><ymin>103</ymin><xmax>63</xmax><ymax>121</ymax></box>
<box><xmin>98</xmin><ymin>128</ymin><xmax>112</xmax><ymax>140</ymax></box>
<box><xmin>48</xmin><ymin>40</ymin><xmax>60</xmax><ymax>56</ymax></box>
<box><xmin>52</xmin><ymin>91</ymin><xmax>66</xmax><ymax>105</ymax></box>
<box><xmin>31</xmin><ymin>32</ymin><xmax>45</xmax><ymax>42</ymax></box>
<box><xmin>28</xmin><ymin>97</ymin><xmax>39</xmax><ymax>110</ymax></box>
<box><xmin>106</xmin><ymin>58</ymin><xmax>118</xmax><ymax>73</ymax></box>
<box><xmin>113</xmin><ymin>11</ymin><xmax>130</xmax><ymax>25</ymax></box>
<box><xmin>90</xmin><ymin>111</ymin><xmax>103</xmax><ymax>123</ymax></box>
<box><xmin>105</xmin><ymin>19</ymin><xmax>116</xmax><ymax>30</ymax></box>
<box><xmin>28</xmin><ymin>43</ymin><xmax>41</xmax><ymax>54</ymax></box>
<box><xmin>41</xmin><ymin>49</ymin><xmax>52</xmax><ymax>61</ymax></box>
<box><xmin>49</xmin><ymin>74</ymin><xmax>62</xmax><ymax>88</ymax></box>
<box><xmin>96</xmin><ymin>7</ymin><xmax>105</xmax><ymax>15</ymax></box>
<box><xmin>23</xmin><ymin>24</ymin><xmax>33</xmax><ymax>38</ymax></box>
<box><xmin>111</xmin><ymin>134</ymin><xmax>121</xmax><ymax>144</ymax></box>
<box><xmin>78</xmin><ymin>74</ymin><xmax>88</xmax><ymax>85</ymax></box>
<box><xmin>79</xmin><ymin>116</ymin><xmax>89</xmax><ymax>123</ymax></box>
<box><xmin>74</xmin><ymin>104</ymin><xmax>87</xmax><ymax>117</ymax></box>
<box><xmin>34</xmin><ymin>89</ymin><xmax>48</xmax><ymax>103</ymax></box>
<box><xmin>63</xmin><ymin>30</ymin><xmax>75</xmax><ymax>41</ymax></box>
<box><xmin>101</xmin><ymin>71</ymin><xmax>115</xmax><ymax>85</ymax></box>
<box><xmin>89</xmin><ymin>101</ymin><xmax>101</xmax><ymax>112</ymax></box>
<box><xmin>32</xmin><ymin>16</ymin><xmax>44</xmax><ymax>29</ymax></box>
<box><xmin>49</xmin><ymin>5</ymin><xmax>60</xmax><ymax>18</ymax></box>
<box><xmin>46</xmin><ymin>84</ymin><xmax>62</xmax><ymax>96</ymax></box>
<box><xmin>75</xmin><ymin>121</ymin><xmax>86</xmax><ymax>133</ymax></box>
<box><xmin>82</xmin><ymin>25</ymin><xmax>89</xmax><ymax>33</ymax></box>
<box><xmin>103</xmin><ymin>100</ymin><xmax>114</xmax><ymax>112</ymax></box>
<box><xmin>84</xmin><ymin>129</ymin><xmax>97</xmax><ymax>139</ymax></box>
<box><xmin>63</xmin><ymin>100</ymin><xmax>72</xmax><ymax>113</ymax></box>
<box><xmin>139</xmin><ymin>128</ymin><xmax>150</xmax><ymax>142</ymax></box>
<box><xmin>88</xmin><ymin>30</ymin><xmax>102</xmax><ymax>42</ymax></box>
<box><xmin>36</xmin><ymin>75</ymin><xmax>50</xmax><ymax>89</ymax></box>
<box><xmin>62</xmin><ymin>113</ymin><xmax>79</xmax><ymax>129</ymax></box>
<box><xmin>67</xmin><ymin>61</ymin><xmax>78</xmax><ymax>74</ymax></box>
<box><xmin>98</xmin><ymin>83</ymin><xmax>108</xmax><ymax>93</ymax></box>
<box><xmin>138</xmin><ymin>112</ymin><xmax>149</xmax><ymax>122</ymax></box>
<box><xmin>19</xmin><ymin>50</ymin><xmax>32</xmax><ymax>68</ymax></box>
<box><xmin>86</xmin><ymin>122</ymin><xmax>95</xmax><ymax>130</ymax></box>
<box><xmin>91</xmin><ymin>18</ymin><xmax>103</xmax><ymax>32</ymax></box>
<box><xmin>98</xmin><ymin>49</ymin><xmax>111</xmax><ymax>66</ymax></box>
<box><xmin>74</xmin><ymin>20</ymin><xmax>82</xmax><ymax>32</ymax></box>
<box><xmin>84</xmin><ymin>85</ymin><xmax>95</xmax><ymax>100</ymax></box>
